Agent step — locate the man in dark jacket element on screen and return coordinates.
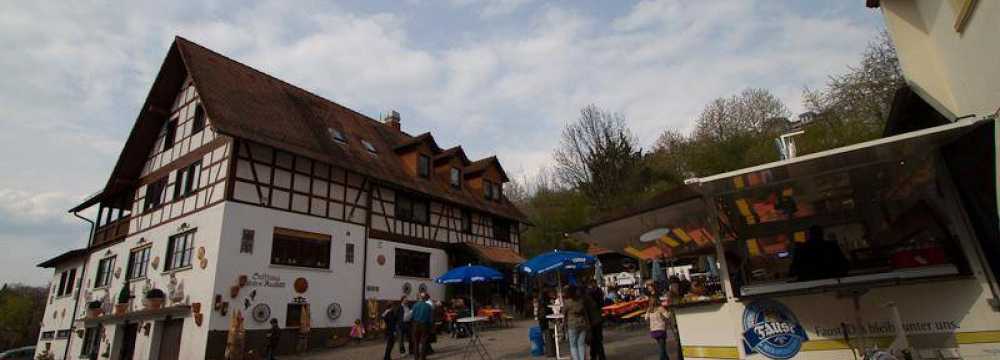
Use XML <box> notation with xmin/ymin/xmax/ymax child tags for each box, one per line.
<box><xmin>585</xmin><ymin>281</ymin><xmax>607</xmax><ymax>360</ymax></box>
<box><xmin>382</xmin><ymin>301</ymin><xmax>401</xmax><ymax>360</ymax></box>
<box><xmin>265</xmin><ymin>318</ymin><xmax>281</xmax><ymax>360</ymax></box>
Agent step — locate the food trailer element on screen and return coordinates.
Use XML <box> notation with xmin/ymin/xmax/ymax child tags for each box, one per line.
<box><xmin>573</xmin><ymin>117</ymin><xmax>1000</xmax><ymax>360</ymax></box>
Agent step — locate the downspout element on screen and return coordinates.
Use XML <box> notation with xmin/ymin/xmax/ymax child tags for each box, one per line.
<box><xmin>66</xmin><ymin>211</ymin><xmax>96</xmax><ymax>360</ymax></box>
<box><xmin>360</xmin><ymin>179</ymin><xmax>374</xmax><ymax>329</ymax></box>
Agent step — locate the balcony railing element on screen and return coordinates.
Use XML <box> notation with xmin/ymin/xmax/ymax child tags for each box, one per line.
<box><xmin>93</xmin><ymin>217</ymin><xmax>130</xmax><ymax>246</ymax></box>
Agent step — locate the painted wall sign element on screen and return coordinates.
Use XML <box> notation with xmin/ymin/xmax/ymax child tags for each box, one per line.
<box><xmin>742</xmin><ymin>299</ymin><xmax>808</xmax><ymax>359</ymax></box>
<box><xmin>248</xmin><ymin>273</ymin><xmax>286</xmax><ymax>288</ymax></box>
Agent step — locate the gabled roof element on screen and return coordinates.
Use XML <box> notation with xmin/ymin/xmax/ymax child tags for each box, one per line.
<box><xmin>434</xmin><ymin>146</ymin><xmax>471</xmax><ymax>166</ymax></box>
<box><xmin>465</xmin><ymin>156</ymin><xmax>511</xmax><ymax>182</ymax></box>
<box><xmin>38</xmin><ymin>248</ymin><xmax>88</xmax><ymax>268</ymax></box>
<box><xmin>394</xmin><ymin>132</ymin><xmax>443</xmax><ymax>153</ymax></box>
<box><xmin>71</xmin><ymin>36</ymin><xmax>526</xmax><ymax>222</ymax></box>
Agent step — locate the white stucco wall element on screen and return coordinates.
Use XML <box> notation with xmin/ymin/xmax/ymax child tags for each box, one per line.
<box><xmin>34</xmin><ymin>258</ymin><xmax>85</xmax><ymax>360</ymax></box>
<box><xmin>60</xmin><ymin>203</ymin><xmax>226</xmax><ymax>360</ymax></box>
<box><xmin>881</xmin><ymin>0</ymin><xmax>1000</xmax><ymax>118</ymax></box>
<box><xmin>215</xmin><ymin>201</ymin><xmax>366</xmax><ymax>332</ymax></box>
<box><xmin>364</xmin><ymin>238</ymin><xmax>448</xmax><ymax>303</ymax></box>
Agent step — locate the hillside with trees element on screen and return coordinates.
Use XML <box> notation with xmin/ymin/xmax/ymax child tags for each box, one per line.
<box><xmin>511</xmin><ymin>31</ymin><xmax>904</xmax><ymax>255</ymax></box>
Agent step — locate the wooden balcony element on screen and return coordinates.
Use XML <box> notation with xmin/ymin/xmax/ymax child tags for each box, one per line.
<box><xmin>93</xmin><ymin>217</ymin><xmax>130</xmax><ymax>246</ymax></box>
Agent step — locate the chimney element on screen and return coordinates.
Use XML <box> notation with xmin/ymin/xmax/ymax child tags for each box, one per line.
<box><xmin>384</xmin><ymin>110</ymin><xmax>401</xmax><ymax>131</ymax></box>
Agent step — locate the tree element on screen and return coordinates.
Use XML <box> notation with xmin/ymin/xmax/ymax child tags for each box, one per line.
<box><xmin>553</xmin><ymin>105</ymin><xmax>643</xmax><ymax>210</ymax></box>
<box><xmin>798</xmin><ymin>30</ymin><xmax>904</xmax><ymax>154</ymax></box>
<box><xmin>0</xmin><ymin>283</ymin><xmax>48</xmax><ymax>350</ymax></box>
<box><xmin>652</xmin><ymin>88</ymin><xmax>790</xmax><ymax>178</ymax></box>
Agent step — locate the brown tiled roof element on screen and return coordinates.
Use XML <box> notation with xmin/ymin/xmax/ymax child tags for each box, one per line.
<box><xmin>465</xmin><ymin>156</ymin><xmax>510</xmax><ymax>182</ymax></box>
<box><xmin>394</xmin><ymin>132</ymin><xmax>442</xmax><ymax>153</ymax></box>
<box><xmin>38</xmin><ymin>248</ymin><xmax>88</xmax><ymax>268</ymax></box>
<box><xmin>435</xmin><ymin>146</ymin><xmax>471</xmax><ymax>166</ymax></box>
<box><xmin>462</xmin><ymin>242</ymin><xmax>525</xmax><ymax>265</ymax></box>
<box><xmin>72</xmin><ymin>37</ymin><xmax>526</xmax><ymax>222</ymax></box>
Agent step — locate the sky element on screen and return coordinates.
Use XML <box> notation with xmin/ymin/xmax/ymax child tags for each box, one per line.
<box><xmin>0</xmin><ymin>0</ymin><xmax>885</xmax><ymax>286</ymax></box>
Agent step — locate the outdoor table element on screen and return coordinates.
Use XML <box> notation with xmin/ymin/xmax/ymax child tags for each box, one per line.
<box><xmin>456</xmin><ymin>316</ymin><xmax>493</xmax><ymax>360</ymax></box>
<box><xmin>545</xmin><ymin>314</ymin><xmax>569</xmax><ymax>360</ymax></box>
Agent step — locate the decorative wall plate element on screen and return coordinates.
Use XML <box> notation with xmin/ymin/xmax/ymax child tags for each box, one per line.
<box><xmin>327</xmin><ymin>303</ymin><xmax>342</xmax><ymax>320</ymax></box>
<box><xmin>402</xmin><ymin>282</ymin><xmax>412</xmax><ymax>295</ymax></box>
<box><xmin>252</xmin><ymin>303</ymin><xmax>271</xmax><ymax>323</ymax></box>
<box><xmin>418</xmin><ymin>283</ymin><xmax>428</xmax><ymax>294</ymax></box>
<box><xmin>377</xmin><ymin>255</ymin><xmax>386</xmax><ymax>266</ymax></box>
<box><xmin>294</xmin><ymin>278</ymin><xmax>309</xmax><ymax>293</ymax></box>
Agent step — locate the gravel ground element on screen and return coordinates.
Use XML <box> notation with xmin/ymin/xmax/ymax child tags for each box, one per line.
<box><xmin>295</xmin><ymin>320</ymin><xmax>679</xmax><ymax>360</ymax></box>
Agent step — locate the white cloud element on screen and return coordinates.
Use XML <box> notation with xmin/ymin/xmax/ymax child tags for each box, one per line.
<box><xmin>449</xmin><ymin>0</ymin><xmax>536</xmax><ymax>18</ymax></box>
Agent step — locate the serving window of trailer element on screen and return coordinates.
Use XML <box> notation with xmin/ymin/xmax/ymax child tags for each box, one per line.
<box><xmin>580</xmin><ymin>194</ymin><xmax>729</xmax><ymax>306</ymax></box>
<box><xmin>709</xmin><ymin>149</ymin><xmax>971</xmax><ymax>297</ymax></box>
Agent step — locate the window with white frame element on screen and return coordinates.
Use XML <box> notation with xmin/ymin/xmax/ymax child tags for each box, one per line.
<box><xmin>126</xmin><ymin>246</ymin><xmax>150</xmax><ymax>280</ymax></box>
<box><xmin>94</xmin><ymin>257</ymin><xmax>115</xmax><ymax>288</ymax></box>
<box><xmin>165</xmin><ymin>231</ymin><xmax>195</xmax><ymax>270</ymax></box>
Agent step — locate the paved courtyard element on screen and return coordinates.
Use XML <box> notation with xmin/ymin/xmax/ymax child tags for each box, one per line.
<box><xmin>294</xmin><ymin>320</ymin><xmax>675</xmax><ymax>360</ymax></box>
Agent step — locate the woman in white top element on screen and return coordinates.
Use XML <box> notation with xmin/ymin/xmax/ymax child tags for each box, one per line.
<box><xmin>646</xmin><ymin>296</ymin><xmax>673</xmax><ymax>360</ymax></box>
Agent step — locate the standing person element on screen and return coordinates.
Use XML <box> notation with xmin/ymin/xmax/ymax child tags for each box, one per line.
<box><xmin>561</xmin><ymin>286</ymin><xmax>590</xmax><ymax>360</ymax></box>
<box><xmin>585</xmin><ymin>281</ymin><xmax>607</xmax><ymax>360</ymax></box>
<box><xmin>265</xmin><ymin>318</ymin><xmax>281</xmax><ymax>360</ymax></box>
<box><xmin>645</xmin><ymin>296</ymin><xmax>673</xmax><ymax>360</ymax></box>
<box><xmin>381</xmin><ymin>301</ymin><xmax>401</xmax><ymax>360</ymax></box>
<box><xmin>422</xmin><ymin>294</ymin><xmax>437</xmax><ymax>355</ymax></box>
<box><xmin>398</xmin><ymin>296</ymin><xmax>412</xmax><ymax>355</ymax></box>
<box><xmin>410</xmin><ymin>293</ymin><xmax>434</xmax><ymax>360</ymax></box>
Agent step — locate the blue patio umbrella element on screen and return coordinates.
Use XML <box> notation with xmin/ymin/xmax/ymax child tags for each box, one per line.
<box><xmin>519</xmin><ymin>250</ymin><xmax>597</xmax><ymax>299</ymax></box>
<box><xmin>435</xmin><ymin>264</ymin><xmax>504</xmax><ymax>317</ymax></box>
<box><xmin>518</xmin><ymin>250</ymin><xmax>596</xmax><ymax>275</ymax></box>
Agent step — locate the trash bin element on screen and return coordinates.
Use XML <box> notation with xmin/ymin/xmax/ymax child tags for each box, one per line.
<box><xmin>529</xmin><ymin>326</ymin><xmax>544</xmax><ymax>356</ymax></box>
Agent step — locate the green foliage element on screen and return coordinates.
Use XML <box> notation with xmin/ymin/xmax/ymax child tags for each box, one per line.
<box><xmin>0</xmin><ymin>283</ymin><xmax>47</xmax><ymax>350</ymax></box>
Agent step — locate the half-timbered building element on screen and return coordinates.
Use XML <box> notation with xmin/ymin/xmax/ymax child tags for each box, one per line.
<box><xmin>34</xmin><ymin>36</ymin><xmax>527</xmax><ymax>360</ymax></box>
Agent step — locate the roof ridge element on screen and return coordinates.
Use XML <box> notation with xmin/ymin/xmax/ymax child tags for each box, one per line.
<box><xmin>173</xmin><ymin>36</ymin><xmax>406</xmax><ymax>138</ymax></box>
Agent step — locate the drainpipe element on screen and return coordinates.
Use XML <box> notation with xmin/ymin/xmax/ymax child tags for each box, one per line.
<box><xmin>66</xmin><ymin>211</ymin><xmax>96</xmax><ymax>360</ymax></box>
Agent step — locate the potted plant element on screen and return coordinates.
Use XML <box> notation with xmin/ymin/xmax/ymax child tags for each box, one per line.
<box><xmin>145</xmin><ymin>288</ymin><xmax>166</xmax><ymax>310</ymax></box>
<box><xmin>114</xmin><ymin>286</ymin><xmax>130</xmax><ymax>315</ymax></box>
<box><xmin>87</xmin><ymin>300</ymin><xmax>103</xmax><ymax>318</ymax></box>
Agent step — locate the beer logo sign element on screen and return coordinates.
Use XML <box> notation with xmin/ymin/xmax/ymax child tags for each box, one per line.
<box><xmin>742</xmin><ymin>299</ymin><xmax>808</xmax><ymax>359</ymax></box>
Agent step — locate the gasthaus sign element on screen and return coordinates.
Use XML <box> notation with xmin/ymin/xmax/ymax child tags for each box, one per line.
<box><xmin>742</xmin><ymin>299</ymin><xmax>809</xmax><ymax>359</ymax></box>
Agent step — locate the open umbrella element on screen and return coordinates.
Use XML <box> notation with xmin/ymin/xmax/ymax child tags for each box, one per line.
<box><xmin>435</xmin><ymin>264</ymin><xmax>504</xmax><ymax>318</ymax></box>
<box><xmin>518</xmin><ymin>250</ymin><xmax>596</xmax><ymax>275</ymax></box>
<box><xmin>519</xmin><ymin>250</ymin><xmax>597</xmax><ymax>299</ymax></box>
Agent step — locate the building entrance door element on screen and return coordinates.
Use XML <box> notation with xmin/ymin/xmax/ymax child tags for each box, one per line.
<box><xmin>119</xmin><ymin>323</ymin><xmax>138</xmax><ymax>360</ymax></box>
<box><xmin>157</xmin><ymin>318</ymin><xmax>185</xmax><ymax>360</ymax></box>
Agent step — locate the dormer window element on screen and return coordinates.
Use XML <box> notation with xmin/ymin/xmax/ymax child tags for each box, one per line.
<box><xmin>418</xmin><ymin>154</ymin><xmax>431</xmax><ymax>178</ymax></box>
<box><xmin>327</xmin><ymin>128</ymin><xmax>346</xmax><ymax>143</ymax></box>
<box><xmin>484</xmin><ymin>180</ymin><xmax>494</xmax><ymax>200</ymax></box>
<box><xmin>450</xmin><ymin>167</ymin><xmax>462</xmax><ymax>189</ymax></box>
<box><xmin>362</xmin><ymin>139</ymin><xmax>377</xmax><ymax>154</ymax></box>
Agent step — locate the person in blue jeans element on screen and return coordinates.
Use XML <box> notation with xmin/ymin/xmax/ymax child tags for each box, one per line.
<box><xmin>561</xmin><ymin>285</ymin><xmax>590</xmax><ymax>360</ymax></box>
